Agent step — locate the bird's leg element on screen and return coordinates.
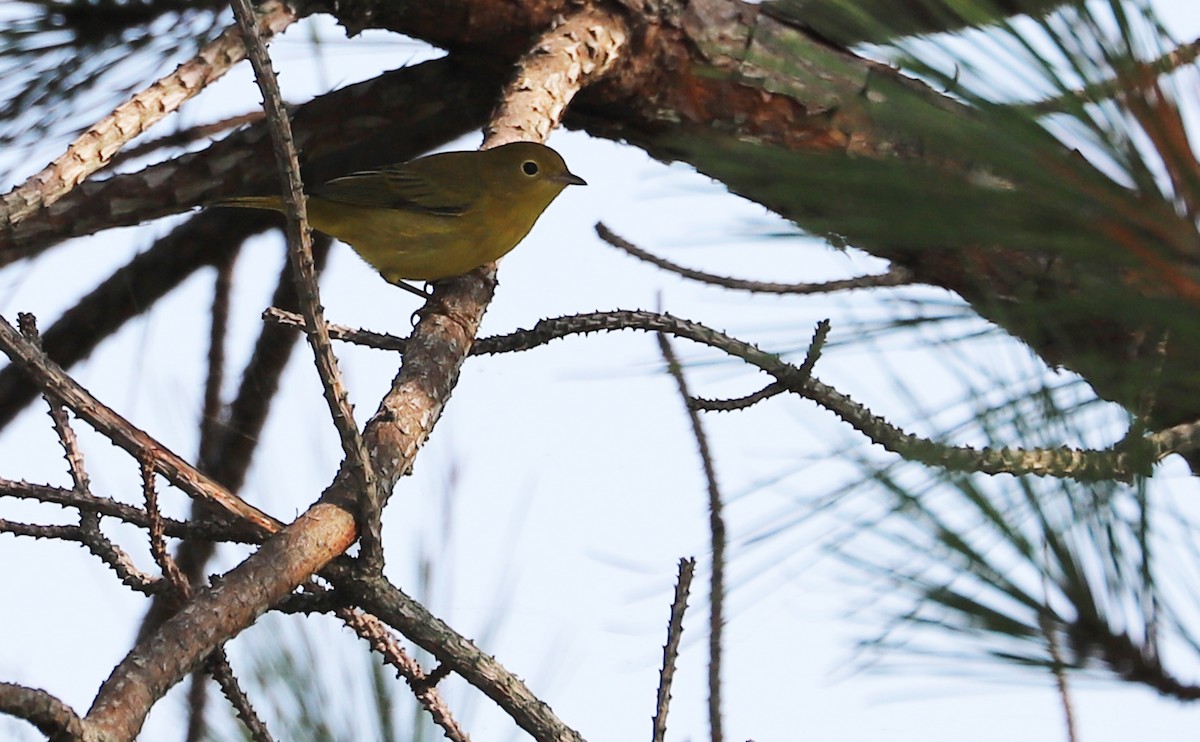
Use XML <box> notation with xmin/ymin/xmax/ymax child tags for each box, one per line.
<box><xmin>384</xmin><ymin>275</ymin><xmax>434</xmax><ymax>299</ymax></box>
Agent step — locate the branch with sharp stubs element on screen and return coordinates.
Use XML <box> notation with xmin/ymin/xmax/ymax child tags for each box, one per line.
<box><xmin>264</xmin><ymin>307</ymin><xmax>1182</xmax><ymax>482</ymax></box>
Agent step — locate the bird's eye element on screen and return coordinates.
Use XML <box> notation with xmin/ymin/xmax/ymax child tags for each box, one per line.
<box><xmin>522</xmin><ymin>160</ymin><xmax>539</xmax><ymax>176</ymax></box>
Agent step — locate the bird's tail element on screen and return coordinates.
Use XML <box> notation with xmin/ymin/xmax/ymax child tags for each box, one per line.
<box><xmin>212</xmin><ymin>195</ymin><xmax>285</xmax><ymax>212</ymax></box>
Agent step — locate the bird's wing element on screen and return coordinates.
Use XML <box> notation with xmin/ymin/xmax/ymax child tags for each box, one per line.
<box><xmin>311</xmin><ymin>166</ymin><xmax>470</xmax><ymax>217</ymax></box>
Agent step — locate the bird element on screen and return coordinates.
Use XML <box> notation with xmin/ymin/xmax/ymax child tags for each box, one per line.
<box><xmin>217</xmin><ymin>141</ymin><xmax>586</xmax><ymax>292</ymax></box>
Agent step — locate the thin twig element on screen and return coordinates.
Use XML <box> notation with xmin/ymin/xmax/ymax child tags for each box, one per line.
<box><xmin>206</xmin><ymin>652</ymin><xmax>276</xmax><ymax>742</ymax></box>
<box><xmin>0</xmin><ymin>519</ymin><xmax>84</xmax><ymax>541</ymax></box>
<box><xmin>691</xmin><ymin>320</ymin><xmax>828</xmax><ymax>413</ymax></box>
<box><xmin>0</xmin><ymin>479</ymin><xmax>263</xmax><ymax>543</ymax></box>
<box><xmin>653</xmin><ymin>558</ymin><xmax>696</xmax><ymax>742</ymax></box>
<box><xmin>229</xmin><ymin>0</ymin><xmax>380</xmax><ymax>566</ymax></box>
<box><xmin>264</xmin><ymin>307</ymin><xmax>408</xmax><ymax>351</ymax></box>
<box><xmin>597</xmin><ymin>223</ymin><xmax>914</xmax><ymax>294</ymax></box>
<box><xmin>657</xmin><ymin>335</ymin><xmax>724</xmax><ymax>742</ymax></box>
<box><xmin>0</xmin><ymin>515</ymin><xmax>151</xmax><ymax>594</ymax></box>
<box><xmin>692</xmin><ymin>381</ymin><xmax>787</xmax><ymax>411</ymax></box>
<box><xmin>143</xmin><ymin>460</ymin><xmax>191</xmax><ymax>599</ymax></box>
<box><xmin>338</xmin><ymin>608</ymin><xmax>470</xmax><ymax>742</ymax></box>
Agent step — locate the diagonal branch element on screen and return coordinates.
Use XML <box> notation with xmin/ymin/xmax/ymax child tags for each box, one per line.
<box><xmin>338</xmin><ymin>608</ymin><xmax>470</xmax><ymax>742</ymax></box>
<box><xmin>0</xmin><ymin>0</ymin><xmax>297</xmax><ymax>228</ymax></box>
<box><xmin>229</xmin><ymin>0</ymin><xmax>379</xmax><ymax>562</ymax></box>
<box><xmin>0</xmin><ymin>314</ymin><xmax>281</xmax><ymax>534</ymax></box>
<box><xmin>333</xmin><ymin>567</ymin><xmax>586</xmax><ymax>742</ymax></box>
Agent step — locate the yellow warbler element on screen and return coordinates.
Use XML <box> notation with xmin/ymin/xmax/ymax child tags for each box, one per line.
<box><xmin>218</xmin><ymin>142</ymin><xmax>585</xmax><ymax>283</ymax></box>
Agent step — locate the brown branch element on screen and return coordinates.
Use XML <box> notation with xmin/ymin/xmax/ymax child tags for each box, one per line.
<box><xmin>338</xmin><ymin>608</ymin><xmax>470</xmax><ymax>742</ymax></box>
<box><xmin>143</xmin><ymin>461</ymin><xmax>191</xmax><ymax>600</ymax></box>
<box><xmin>692</xmin><ymin>381</ymin><xmax>787</xmax><ymax>412</ymax></box>
<box><xmin>656</xmin><ymin>336</ymin><xmax>724</xmax><ymax>742</ymax></box>
<box><xmin>597</xmin><ymin>223</ymin><xmax>915</xmax><ymax>294</ymax></box>
<box><xmin>0</xmin><ymin>314</ymin><xmax>282</xmax><ymax>534</ymax></box>
<box><xmin>266</xmin><ymin>303</ymin><xmax>1200</xmax><ymax>479</ymax></box>
<box><xmin>653</xmin><ymin>558</ymin><xmax>696</xmax><ymax>742</ymax></box>
<box><xmin>0</xmin><ymin>0</ymin><xmax>296</xmax><ymax>228</ymax></box>
<box><xmin>0</xmin><ymin>682</ymin><xmax>85</xmax><ymax>740</ymax></box>
<box><xmin>0</xmin><ymin>519</ymin><xmax>85</xmax><ymax>541</ymax></box>
<box><xmin>205</xmin><ymin>653</ymin><xmax>275</xmax><ymax>742</ymax></box>
<box><xmin>85</xmin><ymin>503</ymin><xmax>357</xmax><ymax>740</ymax></box>
<box><xmin>267</xmin><ymin>305</ymin><xmax>1161</xmax><ymax>478</ymax></box>
<box><xmin>333</xmin><ymin>568</ymin><xmax>585</xmax><ymax>742</ymax></box>
<box><xmin>230</xmin><ymin>0</ymin><xmax>380</xmax><ymax>564</ymax></box>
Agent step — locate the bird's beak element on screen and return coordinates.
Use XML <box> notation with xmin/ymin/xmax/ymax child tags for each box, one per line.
<box><xmin>555</xmin><ymin>171</ymin><xmax>587</xmax><ymax>187</ymax></box>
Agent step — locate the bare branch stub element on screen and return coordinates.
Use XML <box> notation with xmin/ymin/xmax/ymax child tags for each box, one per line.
<box><xmin>653</xmin><ymin>557</ymin><xmax>696</xmax><ymax>742</ymax></box>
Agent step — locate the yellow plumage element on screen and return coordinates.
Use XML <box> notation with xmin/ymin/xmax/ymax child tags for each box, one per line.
<box><xmin>218</xmin><ymin>142</ymin><xmax>585</xmax><ymax>282</ymax></box>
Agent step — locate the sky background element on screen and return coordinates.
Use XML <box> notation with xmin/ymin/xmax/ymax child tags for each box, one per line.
<box><xmin>2</xmin><ymin>2</ymin><xmax>1199</xmax><ymax>740</ymax></box>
